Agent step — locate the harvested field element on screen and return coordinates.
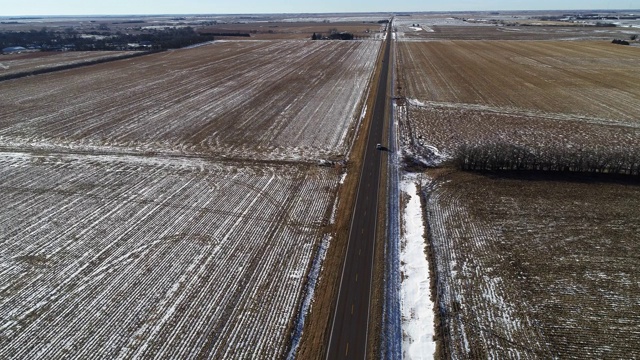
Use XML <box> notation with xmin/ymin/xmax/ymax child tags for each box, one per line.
<box><xmin>397</xmin><ymin>41</ymin><xmax>640</xmax><ymax>121</ymax></box>
<box><xmin>422</xmin><ymin>170</ymin><xmax>640</xmax><ymax>359</ymax></box>
<box><xmin>397</xmin><ymin>25</ymin><xmax>633</xmax><ymax>41</ymax></box>
<box><xmin>0</xmin><ymin>40</ymin><xmax>379</xmax><ymax>162</ymax></box>
<box><xmin>396</xmin><ymin>29</ymin><xmax>640</xmax><ymax>359</ymax></box>
<box><xmin>398</xmin><ymin>102</ymin><xmax>640</xmax><ymax>172</ymax></box>
<box><xmin>199</xmin><ymin>21</ymin><xmax>383</xmax><ymax>40</ymax></box>
<box><xmin>0</xmin><ymin>51</ymin><xmax>137</xmax><ymax>77</ymax></box>
<box><xmin>396</xmin><ymin>40</ymin><xmax>640</xmax><ymax>171</ymax></box>
<box><xmin>0</xmin><ymin>151</ymin><xmax>338</xmax><ymax>358</ymax></box>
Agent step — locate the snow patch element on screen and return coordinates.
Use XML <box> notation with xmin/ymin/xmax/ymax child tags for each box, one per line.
<box><xmin>287</xmin><ymin>234</ymin><xmax>332</xmax><ymax>359</ymax></box>
<box><xmin>400</xmin><ymin>178</ymin><xmax>436</xmax><ymax>360</ymax></box>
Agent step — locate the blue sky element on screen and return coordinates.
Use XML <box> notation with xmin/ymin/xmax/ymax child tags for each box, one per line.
<box><xmin>2</xmin><ymin>0</ymin><xmax>638</xmax><ymax>16</ymax></box>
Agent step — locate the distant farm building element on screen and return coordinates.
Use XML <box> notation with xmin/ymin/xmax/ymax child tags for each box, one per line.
<box><xmin>2</xmin><ymin>46</ymin><xmax>26</xmax><ymax>54</ymax></box>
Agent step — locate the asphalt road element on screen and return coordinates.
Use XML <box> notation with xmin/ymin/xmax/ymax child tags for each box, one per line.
<box><xmin>326</xmin><ymin>23</ymin><xmax>392</xmax><ymax>360</ymax></box>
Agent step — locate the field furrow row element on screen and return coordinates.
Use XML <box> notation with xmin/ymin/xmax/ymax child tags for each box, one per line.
<box><xmin>0</xmin><ymin>152</ymin><xmax>338</xmax><ymax>358</ymax></box>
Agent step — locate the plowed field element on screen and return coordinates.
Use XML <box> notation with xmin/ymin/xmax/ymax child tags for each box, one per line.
<box><xmin>0</xmin><ymin>37</ymin><xmax>382</xmax><ymax>358</ymax></box>
<box><xmin>0</xmin><ymin>51</ymin><xmax>137</xmax><ymax>77</ymax></box>
<box><xmin>0</xmin><ymin>40</ymin><xmax>379</xmax><ymax>162</ymax></box>
<box><xmin>397</xmin><ymin>35</ymin><xmax>640</xmax><ymax>359</ymax></box>
<box><xmin>0</xmin><ymin>152</ymin><xmax>338</xmax><ymax>358</ymax></box>
<box><xmin>398</xmin><ymin>41</ymin><xmax>640</xmax><ymax>121</ymax></box>
<box><xmin>396</xmin><ymin>41</ymin><xmax>640</xmax><ymax>167</ymax></box>
<box><xmin>422</xmin><ymin>171</ymin><xmax>640</xmax><ymax>359</ymax></box>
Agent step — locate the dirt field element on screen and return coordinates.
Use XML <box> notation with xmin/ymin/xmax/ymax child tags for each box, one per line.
<box><xmin>397</xmin><ymin>25</ymin><xmax>636</xmax><ymax>41</ymax></box>
<box><xmin>0</xmin><ymin>25</ymin><xmax>382</xmax><ymax>357</ymax></box>
<box><xmin>397</xmin><ymin>41</ymin><xmax>640</xmax><ymax>120</ymax></box>
<box><xmin>398</xmin><ymin>102</ymin><xmax>640</xmax><ymax>172</ymax></box>
<box><xmin>199</xmin><ymin>21</ymin><xmax>384</xmax><ymax>40</ymax></box>
<box><xmin>396</xmin><ymin>41</ymin><xmax>640</xmax><ymax>171</ymax></box>
<box><xmin>0</xmin><ymin>51</ymin><xmax>137</xmax><ymax>77</ymax></box>
<box><xmin>0</xmin><ymin>152</ymin><xmax>339</xmax><ymax>358</ymax></box>
<box><xmin>421</xmin><ymin>170</ymin><xmax>640</xmax><ymax>359</ymax></box>
<box><xmin>0</xmin><ymin>40</ymin><xmax>379</xmax><ymax>162</ymax></box>
<box><xmin>396</xmin><ymin>24</ymin><xmax>640</xmax><ymax>359</ymax></box>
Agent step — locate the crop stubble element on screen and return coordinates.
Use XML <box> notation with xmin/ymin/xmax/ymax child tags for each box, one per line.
<box><xmin>423</xmin><ymin>171</ymin><xmax>640</xmax><ymax>359</ymax></box>
<box><xmin>0</xmin><ymin>153</ymin><xmax>339</xmax><ymax>358</ymax></box>
<box><xmin>0</xmin><ymin>39</ymin><xmax>381</xmax><ymax>358</ymax></box>
<box><xmin>396</xmin><ymin>41</ymin><xmax>640</xmax><ymax>170</ymax></box>
<box><xmin>0</xmin><ymin>51</ymin><xmax>138</xmax><ymax>78</ymax></box>
<box><xmin>397</xmin><ymin>38</ymin><xmax>640</xmax><ymax>357</ymax></box>
<box><xmin>0</xmin><ymin>40</ymin><xmax>378</xmax><ymax>162</ymax></box>
<box><xmin>398</xmin><ymin>41</ymin><xmax>640</xmax><ymax>121</ymax></box>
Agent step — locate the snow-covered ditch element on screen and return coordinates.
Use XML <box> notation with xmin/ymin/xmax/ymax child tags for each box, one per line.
<box><xmin>400</xmin><ymin>177</ymin><xmax>436</xmax><ymax>359</ymax></box>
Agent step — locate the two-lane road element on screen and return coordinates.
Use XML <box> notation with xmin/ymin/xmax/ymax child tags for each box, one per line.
<box><xmin>326</xmin><ymin>23</ymin><xmax>392</xmax><ymax>360</ymax></box>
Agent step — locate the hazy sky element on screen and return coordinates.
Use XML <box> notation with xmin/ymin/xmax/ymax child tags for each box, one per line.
<box><xmin>2</xmin><ymin>0</ymin><xmax>638</xmax><ymax>16</ymax></box>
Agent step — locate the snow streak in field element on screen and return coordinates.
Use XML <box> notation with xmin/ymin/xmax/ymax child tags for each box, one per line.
<box><xmin>0</xmin><ymin>41</ymin><xmax>379</xmax><ymax>162</ymax></box>
<box><xmin>0</xmin><ymin>153</ymin><xmax>338</xmax><ymax>359</ymax></box>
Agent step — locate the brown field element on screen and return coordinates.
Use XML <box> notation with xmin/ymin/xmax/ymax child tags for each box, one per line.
<box><xmin>397</xmin><ymin>41</ymin><xmax>640</xmax><ymax>120</ymax></box>
<box><xmin>0</xmin><ymin>51</ymin><xmax>137</xmax><ymax>77</ymax></box>
<box><xmin>422</xmin><ymin>170</ymin><xmax>640</xmax><ymax>358</ymax></box>
<box><xmin>397</xmin><ymin>40</ymin><xmax>640</xmax><ymax>170</ymax></box>
<box><xmin>398</xmin><ymin>103</ymin><xmax>640</xmax><ymax>171</ymax></box>
<box><xmin>0</xmin><ymin>30</ymin><xmax>382</xmax><ymax>358</ymax></box>
<box><xmin>199</xmin><ymin>21</ymin><xmax>383</xmax><ymax>40</ymax></box>
<box><xmin>398</xmin><ymin>25</ymin><xmax>635</xmax><ymax>41</ymax></box>
<box><xmin>397</xmin><ymin>26</ymin><xmax>640</xmax><ymax>358</ymax></box>
<box><xmin>0</xmin><ymin>40</ymin><xmax>378</xmax><ymax>162</ymax></box>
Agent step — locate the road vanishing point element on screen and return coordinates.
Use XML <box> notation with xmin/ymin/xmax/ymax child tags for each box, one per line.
<box><xmin>326</xmin><ymin>21</ymin><xmax>393</xmax><ymax>360</ymax></box>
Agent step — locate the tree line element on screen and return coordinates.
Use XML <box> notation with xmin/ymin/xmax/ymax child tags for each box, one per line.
<box><xmin>1</xmin><ymin>27</ymin><xmax>215</xmax><ymax>51</ymax></box>
<box><xmin>311</xmin><ymin>31</ymin><xmax>355</xmax><ymax>40</ymax></box>
<box><xmin>452</xmin><ymin>142</ymin><xmax>640</xmax><ymax>176</ymax></box>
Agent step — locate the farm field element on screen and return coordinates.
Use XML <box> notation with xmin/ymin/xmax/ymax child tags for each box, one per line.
<box><xmin>398</xmin><ymin>102</ymin><xmax>640</xmax><ymax>172</ymax></box>
<box><xmin>0</xmin><ymin>28</ymin><xmax>382</xmax><ymax>358</ymax></box>
<box><xmin>199</xmin><ymin>21</ymin><xmax>384</xmax><ymax>40</ymax></box>
<box><xmin>395</xmin><ymin>28</ymin><xmax>640</xmax><ymax>359</ymax></box>
<box><xmin>393</xmin><ymin>10</ymin><xmax>640</xmax><ymax>41</ymax></box>
<box><xmin>0</xmin><ymin>151</ymin><xmax>339</xmax><ymax>358</ymax></box>
<box><xmin>420</xmin><ymin>170</ymin><xmax>640</xmax><ymax>358</ymax></box>
<box><xmin>0</xmin><ymin>40</ymin><xmax>379</xmax><ymax>162</ymax></box>
<box><xmin>396</xmin><ymin>24</ymin><xmax>635</xmax><ymax>41</ymax></box>
<box><xmin>396</xmin><ymin>40</ymin><xmax>640</xmax><ymax>169</ymax></box>
<box><xmin>397</xmin><ymin>41</ymin><xmax>640</xmax><ymax>120</ymax></box>
<box><xmin>0</xmin><ymin>51</ymin><xmax>137</xmax><ymax>77</ymax></box>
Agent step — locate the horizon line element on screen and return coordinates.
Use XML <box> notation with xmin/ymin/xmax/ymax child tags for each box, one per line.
<box><xmin>2</xmin><ymin>8</ymin><xmax>639</xmax><ymax>18</ymax></box>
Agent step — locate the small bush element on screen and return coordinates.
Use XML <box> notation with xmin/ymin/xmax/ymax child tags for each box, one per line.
<box><xmin>612</xmin><ymin>39</ymin><xmax>630</xmax><ymax>45</ymax></box>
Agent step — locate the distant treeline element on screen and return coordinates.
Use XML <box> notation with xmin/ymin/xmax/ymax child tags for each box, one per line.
<box><xmin>200</xmin><ymin>32</ymin><xmax>250</xmax><ymax>37</ymax></box>
<box><xmin>612</xmin><ymin>39</ymin><xmax>631</xmax><ymax>45</ymax></box>
<box><xmin>311</xmin><ymin>31</ymin><xmax>355</xmax><ymax>40</ymax></box>
<box><xmin>1</xmin><ymin>27</ymin><xmax>215</xmax><ymax>51</ymax></box>
<box><xmin>0</xmin><ymin>50</ymin><xmax>162</xmax><ymax>83</ymax></box>
<box><xmin>453</xmin><ymin>143</ymin><xmax>640</xmax><ymax>176</ymax></box>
